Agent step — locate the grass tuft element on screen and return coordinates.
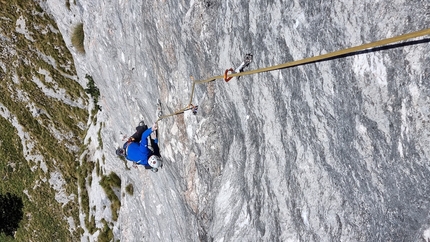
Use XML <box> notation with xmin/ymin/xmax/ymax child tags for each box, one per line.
<box><xmin>99</xmin><ymin>172</ymin><xmax>122</xmax><ymax>221</ymax></box>
<box><xmin>125</xmin><ymin>184</ymin><xmax>134</xmax><ymax>195</ymax></box>
<box><xmin>71</xmin><ymin>23</ymin><xmax>85</xmax><ymax>54</ymax></box>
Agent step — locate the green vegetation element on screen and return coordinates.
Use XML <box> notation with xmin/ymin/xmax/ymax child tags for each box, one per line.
<box><xmin>96</xmin><ymin>159</ymin><xmax>102</xmax><ymax>176</ymax></box>
<box><xmin>0</xmin><ymin>0</ymin><xmax>98</xmax><ymax>241</ymax></box>
<box><xmin>79</xmin><ymin>153</ymin><xmax>96</xmax><ymax>232</ymax></box>
<box><xmin>98</xmin><ymin>124</ymin><xmax>103</xmax><ymax>148</ymax></box>
<box><xmin>99</xmin><ymin>172</ymin><xmax>122</xmax><ymax>221</ymax></box>
<box><xmin>120</xmin><ymin>156</ymin><xmax>131</xmax><ymax>170</ymax></box>
<box><xmin>85</xmin><ymin>74</ymin><xmax>102</xmax><ymax>115</ymax></box>
<box><xmin>125</xmin><ymin>183</ymin><xmax>134</xmax><ymax>195</ymax></box>
<box><xmin>0</xmin><ymin>0</ymin><xmax>117</xmax><ymax>240</ymax></box>
<box><xmin>98</xmin><ymin>219</ymin><xmax>114</xmax><ymax>242</ymax></box>
<box><xmin>86</xmin><ymin>214</ymin><xmax>97</xmax><ymax>235</ymax></box>
<box><xmin>85</xmin><ymin>74</ymin><xmax>100</xmax><ymax>103</ymax></box>
<box><xmin>71</xmin><ymin>23</ymin><xmax>85</xmax><ymax>54</ymax></box>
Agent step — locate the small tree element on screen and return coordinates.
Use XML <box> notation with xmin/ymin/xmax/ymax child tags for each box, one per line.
<box><xmin>0</xmin><ymin>193</ymin><xmax>24</xmax><ymax>236</ymax></box>
<box><xmin>84</xmin><ymin>74</ymin><xmax>101</xmax><ymax>111</ymax></box>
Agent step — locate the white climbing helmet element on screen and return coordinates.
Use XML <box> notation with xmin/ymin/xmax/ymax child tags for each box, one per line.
<box><xmin>148</xmin><ymin>155</ymin><xmax>161</xmax><ymax>168</ymax></box>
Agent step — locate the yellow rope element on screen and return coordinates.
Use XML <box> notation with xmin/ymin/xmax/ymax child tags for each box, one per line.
<box><xmin>157</xmin><ymin>28</ymin><xmax>430</xmax><ymax>122</ymax></box>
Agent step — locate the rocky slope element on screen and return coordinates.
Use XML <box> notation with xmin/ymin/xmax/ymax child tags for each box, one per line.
<box><xmin>45</xmin><ymin>0</ymin><xmax>430</xmax><ymax>241</ymax></box>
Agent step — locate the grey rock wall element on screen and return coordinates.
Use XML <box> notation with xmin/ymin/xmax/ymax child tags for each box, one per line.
<box><xmin>45</xmin><ymin>0</ymin><xmax>430</xmax><ymax>241</ymax></box>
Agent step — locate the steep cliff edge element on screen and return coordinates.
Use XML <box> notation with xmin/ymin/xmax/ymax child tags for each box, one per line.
<box><xmin>43</xmin><ymin>0</ymin><xmax>430</xmax><ymax>241</ymax></box>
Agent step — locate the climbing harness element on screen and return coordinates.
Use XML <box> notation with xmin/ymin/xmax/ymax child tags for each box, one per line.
<box><xmin>156</xmin><ymin>28</ymin><xmax>430</xmax><ymax>122</ymax></box>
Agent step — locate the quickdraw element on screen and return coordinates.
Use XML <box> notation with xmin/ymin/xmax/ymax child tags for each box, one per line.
<box><xmin>224</xmin><ymin>68</ymin><xmax>234</xmax><ymax>82</ymax></box>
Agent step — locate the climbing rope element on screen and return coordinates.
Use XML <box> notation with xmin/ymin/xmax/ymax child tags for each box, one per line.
<box><xmin>157</xmin><ymin>28</ymin><xmax>430</xmax><ymax>122</ymax></box>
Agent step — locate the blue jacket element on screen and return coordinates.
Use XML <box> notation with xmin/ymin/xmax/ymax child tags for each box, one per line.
<box><xmin>125</xmin><ymin>128</ymin><xmax>153</xmax><ymax>167</ymax></box>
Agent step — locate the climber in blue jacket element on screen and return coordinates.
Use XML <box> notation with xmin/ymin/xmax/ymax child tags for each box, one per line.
<box><xmin>116</xmin><ymin>122</ymin><xmax>162</xmax><ymax>172</ymax></box>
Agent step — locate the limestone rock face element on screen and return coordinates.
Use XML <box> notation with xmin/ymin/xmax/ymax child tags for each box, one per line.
<box><xmin>45</xmin><ymin>0</ymin><xmax>430</xmax><ymax>241</ymax></box>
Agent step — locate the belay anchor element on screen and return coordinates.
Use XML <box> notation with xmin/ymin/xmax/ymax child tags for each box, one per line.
<box><xmin>187</xmin><ymin>104</ymin><xmax>198</xmax><ymax>115</ymax></box>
